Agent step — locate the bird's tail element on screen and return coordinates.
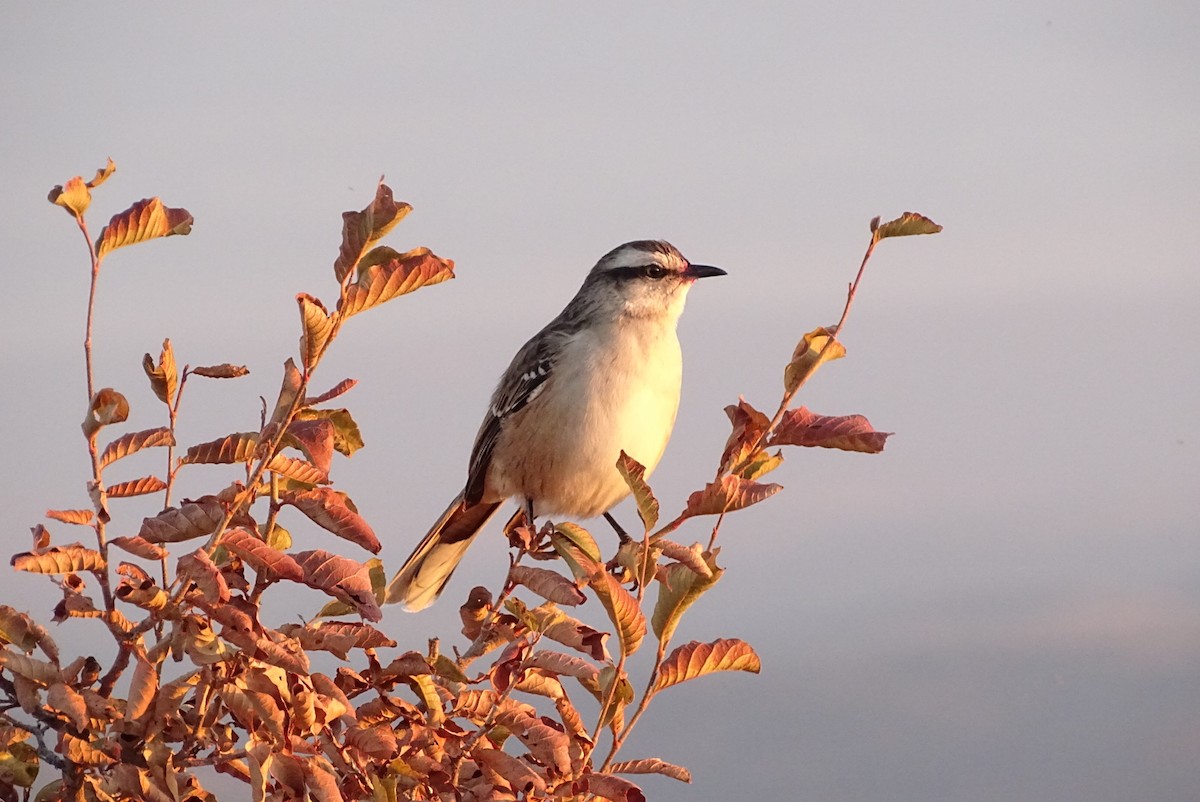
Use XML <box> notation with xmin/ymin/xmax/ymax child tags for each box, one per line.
<box><xmin>384</xmin><ymin>492</ymin><xmax>504</xmax><ymax>611</ymax></box>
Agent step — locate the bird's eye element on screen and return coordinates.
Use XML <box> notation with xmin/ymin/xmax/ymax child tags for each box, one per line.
<box><xmin>644</xmin><ymin>265</ymin><xmax>667</xmax><ymax>279</ymax></box>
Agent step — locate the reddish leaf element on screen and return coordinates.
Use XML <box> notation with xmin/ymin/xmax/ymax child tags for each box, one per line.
<box><xmin>106</xmin><ymin>475</ymin><xmax>168</xmax><ymax>498</ymax></box>
<box><xmin>654</xmin><ymin>638</ymin><xmax>761</xmax><ymax>692</ymax></box>
<box><xmin>303</xmin><ymin>378</ymin><xmax>357</xmax><ymax>407</ymax></box>
<box><xmin>282</xmin><ymin>487</ymin><xmax>379</xmax><ymax>552</ymax></box>
<box><xmin>142</xmin><ymin>339</ymin><xmax>177</xmax><ymax>406</ymax></box>
<box><xmin>177</xmin><ymin>548</ymin><xmax>230</xmax><ymax>604</ymax></box>
<box><xmin>266</xmin><ymin>453</ymin><xmax>328</xmax><ymax>486</ymax></box>
<box><xmin>254</xmin><ymin>633</ymin><xmax>310</xmax><ymax>675</ymax></box>
<box><xmin>99</xmin><ymin>426</ymin><xmax>174</xmax><ymax>469</ymax></box>
<box><xmin>494</xmin><ymin>711</ymin><xmax>572</xmax><ymax>776</ymax></box>
<box><xmin>278</xmin><ymin>621</ymin><xmax>395</xmax><ymax>658</ymax></box>
<box><xmin>219</xmin><ymin>528</ymin><xmax>305</xmax><ymax>582</ymax></box>
<box><xmin>338</xmin><ymin>247</ymin><xmax>455</xmax><ymax>317</ymax></box>
<box><xmin>679</xmin><ymin>475</ymin><xmax>781</xmax><ymax>519</ymax></box>
<box><xmin>82</xmin><ymin>388</ymin><xmax>129</xmax><ymax>438</ymax></box>
<box><xmin>284</xmin><ymin>417</ymin><xmax>335</xmax><ymax>477</ymax></box>
<box><xmin>589</xmin><ymin>570</ymin><xmax>646</xmax><ymax>658</ymax></box>
<box><xmin>475</xmin><ymin>749</ymin><xmax>548</xmax><ymax>796</ymax></box>
<box><xmin>767</xmin><ymin>406</ymin><xmax>892</xmax><ymax>453</ymax></box>
<box><xmin>297</xmin><ymin>292</ymin><xmax>333</xmax><ymax>371</ymax></box>
<box><xmin>525</xmin><ymin>650</ymin><xmax>600</xmax><ymax>684</ymax></box>
<box><xmin>96</xmin><ymin>197</ymin><xmax>193</xmax><ymax>258</ymax></box>
<box><xmin>190</xmin><ymin>363</ymin><xmax>249</xmax><ymax>379</ymax></box>
<box><xmin>138</xmin><ymin>496</ymin><xmax>224</xmax><ymax>544</ymax></box>
<box><xmin>294</xmin><ymin>408</ymin><xmax>363</xmax><ymax>456</ymax></box>
<box><xmin>333</xmin><ymin>182</ymin><xmax>412</xmax><ymax>283</ymax></box>
<box><xmin>719</xmin><ymin>396</ymin><xmax>771</xmax><ymax>476</ymax></box>
<box><xmin>181</xmin><ymin>433</ymin><xmax>257</xmax><ymax>466</ymax></box>
<box><xmin>575</xmin><ymin>772</ymin><xmax>646</xmax><ymax>802</ymax></box>
<box><xmin>510</xmin><ymin>565</ymin><xmax>585</xmax><ymax>606</ymax></box>
<box><xmin>657</xmin><ymin>539</ymin><xmax>714</xmax><ymax>579</ymax></box>
<box><xmin>291</xmin><ymin>550</ymin><xmax>382</xmax><ymax>622</ymax></box>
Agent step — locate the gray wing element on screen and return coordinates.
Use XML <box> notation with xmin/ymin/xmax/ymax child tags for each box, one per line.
<box><xmin>463</xmin><ymin>332</ymin><xmax>559</xmax><ymax>504</ymax></box>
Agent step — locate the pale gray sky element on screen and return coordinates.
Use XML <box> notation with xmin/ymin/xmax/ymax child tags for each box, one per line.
<box><xmin>3</xmin><ymin>3</ymin><xmax>1198</xmax><ymax>800</ymax></box>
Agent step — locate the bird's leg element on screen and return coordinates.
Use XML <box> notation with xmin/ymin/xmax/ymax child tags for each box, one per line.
<box><xmin>603</xmin><ymin>512</ymin><xmax>633</xmax><ymax>544</ymax></box>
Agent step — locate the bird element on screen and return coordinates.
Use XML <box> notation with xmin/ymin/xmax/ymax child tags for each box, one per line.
<box><xmin>384</xmin><ymin>240</ymin><xmax>726</xmax><ymax>611</ymax></box>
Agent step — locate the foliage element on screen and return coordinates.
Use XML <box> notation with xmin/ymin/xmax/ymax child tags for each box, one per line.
<box><xmin>1</xmin><ymin>160</ymin><xmax>940</xmax><ymax>801</ymax></box>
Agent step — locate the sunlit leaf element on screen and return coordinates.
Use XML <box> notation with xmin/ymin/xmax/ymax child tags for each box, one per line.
<box><xmin>719</xmin><ymin>396</ymin><xmax>771</xmax><ymax>476</ymax></box>
<box><xmin>47</xmin><ymin>175</ymin><xmax>92</xmax><ymax>219</ymax></box>
<box><xmin>106</xmin><ymin>475</ymin><xmax>168</xmax><ymax>498</ymax></box>
<box><xmin>550</xmin><ymin>522</ymin><xmax>603</xmax><ymax>582</ymax></box>
<box><xmin>189</xmin><ymin>363</ymin><xmax>249</xmax><ymax>379</ymax></box>
<box><xmin>44</xmin><ymin>509</ymin><xmax>93</xmax><ymax>526</ymax></box>
<box><xmin>303</xmin><ymin>378</ymin><xmax>357</xmax><ymax>407</ymax></box>
<box><xmin>333</xmin><ymin>182</ymin><xmax>413</xmax><ymax>283</ymax></box>
<box><xmin>108</xmin><ymin>536</ymin><xmax>167</xmax><ymax>561</ymax></box>
<box><xmin>657</xmin><ymin>539</ymin><xmax>714</xmax><ymax>579</ymax></box>
<box><xmin>654</xmin><ymin>638</ymin><xmax>761</xmax><ymax>692</ymax></box>
<box><xmin>82</xmin><ymin>388</ymin><xmax>129</xmax><ymax>439</ymax></box>
<box><xmin>677</xmin><ymin>475</ymin><xmax>781</xmax><ymax>520</ymax></box>
<box><xmin>651</xmin><ymin>559</ymin><xmax>722</xmax><ymax>643</ymax></box>
<box><xmin>525</xmin><ymin>650</ymin><xmax>600</xmax><ymax>684</ymax></box>
<box><xmin>575</xmin><ymin>772</ymin><xmax>646</xmax><ymax>802</ymax></box>
<box><xmin>872</xmin><ymin>211</ymin><xmax>942</xmax><ymax>240</ymax></box>
<box><xmin>138</xmin><ymin>496</ymin><xmax>224</xmax><ymax>544</ymax></box>
<box><xmin>297</xmin><ymin>293</ymin><xmax>333</xmax><ymax>372</ymax></box>
<box><xmin>279</xmin><ymin>621</ymin><xmax>395</xmax><ymax>658</ymax></box>
<box><xmin>589</xmin><ymin>569</ymin><xmax>646</xmax><ymax>658</ymax></box>
<box><xmin>58</xmin><ymin>732</ymin><xmax>115</xmax><ymax>766</ymax></box>
<box><xmin>123</xmin><ymin>655</ymin><xmax>157</xmax><ymax>721</ymax></box>
<box><xmin>11</xmin><ymin>546</ymin><xmax>104</xmax><ymax>575</ymax></box>
<box><xmin>281</xmin><ymin>487</ymin><xmax>378</xmax><ymax>552</ymax></box>
<box><xmin>219</xmin><ymin>528</ymin><xmax>305</xmax><ymax>582</ymax></box>
<box><xmin>99</xmin><ymin>426</ymin><xmax>174</xmax><ymax>470</ymax></box>
<box><xmin>47</xmin><ymin>682</ymin><xmax>88</xmax><ymax>730</ymax></box>
<box><xmin>266</xmin><ymin>453</ymin><xmax>328</xmax><ymax>486</ymax></box>
<box><xmin>510</xmin><ymin>565</ymin><xmax>586</xmax><ymax>606</ymax></box>
<box><xmin>767</xmin><ymin>406</ymin><xmax>892</xmax><ymax>453</ymax></box>
<box><xmin>294</xmin><ymin>407</ymin><xmax>363</xmax><ymax>456</ymax></box>
<box><xmin>338</xmin><ymin>247</ymin><xmax>455</xmax><ymax>317</ymax></box>
<box><xmin>0</xmin><ymin>606</ymin><xmax>49</xmax><ymax>655</ymax></box>
<box><xmin>285</xmin><ymin>417</ymin><xmax>335</xmax><ymax>476</ymax></box>
<box><xmin>291</xmin><ymin>550</ymin><xmax>382</xmax><ymax>622</ymax></box>
<box><xmin>783</xmin><ymin>326</ymin><xmax>846</xmax><ymax>396</ymax></box>
<box><xmin>616</xmin><ymin>450</ymin><xmax>659</xmax><ymax>532</ymax></box>
<box><xmin>494</xmin><ymin>709</ymin><xmax>572</xmax><ymax>776</ymax></box>
<box><xmin>475</xmin><ymin>748</ymin><xmax>548</xmax><ymax>796</ymax></box>
<box><xmin>177</xmin><ymin>548</ymin><xmax>230</xmax><ymax>604</ymax></box>
<box><xmin>268</xmin><ymin>358</ymin><xmax>303</xmax><ymax>429</ymax></box>
<box><xmin>142</xmin><ymin>339</ymin><xmax>177</xmax><ymax>407</ymax></box>
<box><xmin>610</xmin><ymin>758</ymin><xmax>692</xmax><ymax>784</ymax></box>
<box><xmin>96</xmin><ymin>197</ymin><xmax>193</xmax><ymax>258</ymax></box>
<box><xmin>181</xmin><ymin>432</ymin><xmax>258</xmax><ymax>465</ymax></box>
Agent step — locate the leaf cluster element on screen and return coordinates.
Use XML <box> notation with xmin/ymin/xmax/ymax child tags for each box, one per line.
<box><xmin>2</xmin><ymin>161</ymin><xmax>939</xmax><ymax>801</ymax></box>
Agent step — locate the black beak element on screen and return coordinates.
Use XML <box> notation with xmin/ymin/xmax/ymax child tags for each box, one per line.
<box><xmin>683</xmin><ymin>263</ymin><xmax>727</xmax><ymax>279</ymax></box>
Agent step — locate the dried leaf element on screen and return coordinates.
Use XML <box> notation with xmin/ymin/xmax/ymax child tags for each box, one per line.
<box><xmin>282</xmin><ymin>488</ymin><xmax>377</xmax><ymax>552</ymax></box>
<box><xmin>338</xmin><ymin>246</ymin><xmax>455</xmax><ymax>317</ymax></box>
<box><xmin>873</xmin><ymin>211</ymin><xmax>943</xmax><ymax>239</ymax></box>
<box><xmin>657</xmin><ymin>540</ymin><xmax>714</xmax><ymax>579</ymax></box>
<box><xmin>333</xmin><ymin>182</ymin><xmax>412</xmax><ymax>283</ymax></box>
<box><xmin>0</xmin><ymin>606</ymin><xmax>52</xmax><ymax>656</ymax></box>
<box><xmin>651</xmin><ymin>559</ymin><xmax>722</xmax><ymax>643</ymax></box>
<box><xmin>124</xmin><ymin>655</ymin><xmax>157</xmax><ymax>721</ymax></box>
<box><xmin>108</xmin><ymin>536</ymin><xmax>167</xmax><ymax>561</ymax></box>
<box><xmin>106</xmin><ymin>475</ymin><xmax>168</xmax><ymax>498</ymax></box>
<box><xmin>181</xmin><ymin>433</ymin><xmax>258</xmax><ymax>466</ymax></box>
<box><xmin>254</xmin><ymin>633</ymin><xmax>310</xmax><ymax>675</ymax></box>
<box><xmin>286</xmin><ymin>417</ymin><xmax>335</xmax><ymax>476</ymax></box>
<box><xmin>142</xmin><ymin>339</ymin><xmax>177</xmax><ymax>406</ymax></box>
<box><xmin>494</xmin><ymin>710</ymin><xmax>572</xmax><ymax>776</ymax></box>
<box><xmin>291</xmin><ymin>550</ymin><xmax>382</xmax><ymax>622</ymax></box>
<box><xmin>57</xmin><ymin>732</ymin><xmax>115</xmax><ymax>766</ymax></box>
<box><xmin>218</xmin><ymin>528</ymin><xmax>305</xmax><ymax>582</ymax></box>
<box><xmin>575</xmin><ymin>772</ymin><xmax>646</xmax><ymax>802</ymax></box>
<box><xmin>99</xmin><ymin>426</ymin><xmax>174</xmax><ymax>469</ymax></box>
<box><xmin>96</xmin><ymin>197</ymin><xmax>193</xmax><ymax>258</ymax></box>
<box><xmin>616</xmin><ymin>451</ymin><xmax>659</xmax><ymax>532</ymax></box>
<box><xmin>11</xmin><ymin>546</ymin><xmax>104</xmax><ymax>575</ymax></box>
<box><xmin>654</xmin><ymin>638</ymin><xmax>761</xmax><ymax>692</ymax></box>
<box><xmin>475</xmin><ymin>749</ymin><xmax>548</xmax><ymax>796</ymax></box>
<box><xmin>190</xmin><ymin>363</ymin><xmax>249</xmax><ymax>379</ymax></box>
<box><xmin>48</xmin><ymin>175</ymin><xmax>92</xmax><ymax>218</ymax></box>
<box><xmin>720</xmin><ymin>396</ymin><xmax>771</xmax><ymax>476</ymax></box>
<box><xmin>268</xmin><ymin>358</ymin><xmax>303</xmax><ymax>431</ymax></box>
<box><xmin>610</xmin><ymin>758</ymin><xmax>692</xmax><ymax>783</ymax></box>
<box><xmin>523</xmin><ymin>650</ymin><xmax>600</xmax><ymax>684</ymax></box>
<box><xmin>589</xmin><ymin>570</ymin><xmax>646</xmax><ymax>658</ymax></box>
<box><xmin>783</xmin><ymin>326</ymin><xmax>846</xmax><ymax>396</ymax></box>
<box><xmin>0</xmin><ymin>651</ymin><xmax>60</xmax><ymax>685</ymax></box>
<box><xmin>510</xmin><ymin>565</ymin><xmax>585</xmax><ymax>606</ymax></box>
<box><xmin>177</xmin><ymin>548</ymin><xmax>230</xmax><ymax>604</ymax></box>
<box><xmin>138</xmin><ymin>496</ymin><xmax>224</xmax><ymax>544</ymax></box>
<box><xmin>278</xmin><ymin>621</ymin><xmax>395</xmax><ymax>657</ymax></box>
<box><xmin>679</xmin><ymin>475</ymin><xmax>781</xmax><ymax>519</ymax></box>
<box><xmin>48</xmin><ymin>682</ymin><xmax>88</xmax><ymax>729</ymax></box>
<box><xmin>266</xmin><ymin>452</ymin><xmax>328</xmax><ymax>486</ymax></box>
<box><xmin>303</xmin><ymin>378</ymin><xmax>357</xmax><ymax>406</ymax></box>
<box><xmin>44</xmin><ymin>509</ymin><xmax>93</xmax><ymax>526</ymax></box>
<box><xmin>82</xmin><ymin>388</ymin><xmax>129</xmax><ymax>438</ymax></box>
<box><xmin>297</xmin><ymin>292</ymin><xmax>333</xmax><ymax>371</ymax></box>
<box><xmin>301</xmin><ymin>756</ymin><xmax>345</xmax><ymax>802</ymax></box>
<box><xmin>767</xmin><ymin>406</ymin><xmax>892</xmax><ymax>453</ymax></box>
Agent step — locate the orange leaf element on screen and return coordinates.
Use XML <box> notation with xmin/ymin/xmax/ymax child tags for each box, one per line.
<box><xmin>181</xmin><ymin>433</ymin><xmax>258</xmax><ymax>466</ymax></box>
<box><xmin>142</xmin><ymin>339</ymin><xmax>177</xmax><ymax>406</ymax></box>
<box><xmin>106</xmin><ymin>476</ymin><xmax>168</xmax><ymax>498</ymax></box>
<box><xmin>494</xmin><ymin>710</ymin><xmax>572</xmax><ymax>776</ymax></box>
<box><xmin>575</xmin><ymin>772</ymin><xmax>646</xmax><ymax>802</ymax></box>
<box><xmin>303</xmin><ymin>378</ymin><xmax>357</xmax><ymax>406</ymax></box>
<box><xmin>282</xmin><ymin>487</ymin><xmax>378</xmax><ymax>552</ymax></box>
<box><xmin>525</xmin><ymin>650</ymin><xmax>600</xmax><ymax>684</ymax></box>
<box><xmin>177</xmin><ymin>548</ymin><xmax>230</xmax><ymax>604</ymax></box>
<box><xmin>679</xmin><ymin>475</ymin><xmax>781</xmax><ymax>519</ymax></box>
<box><xmin>610</xmin><ymin>758</ymin><xmax>692</xmax><ymax>784</ymax></box>
<box><xmin>266</xmin><ymin>453</ymin><xmax>328</xmax><ymax>486</ymax></box>
<box><xmin>589</xmin><ymin>570</ymin><xmax>646</xmax><ymax>658</ymax></box>
<box><xmin>108</xmin><ymin>536</ymin><xmax>167</xmax><ymax>561</ymax></box>
<box><xmin>338</xmin><ymin>247</ymin><xmax>455</xmax><ymax>317</ymax></box>
<box><xmin>189</xmin><ymin>363</ymin><xmax>249</xmax><ymax>379</ymax></box>
<box><xmin>96</xmin><ymin>197</ymin><xmax>193</xmax><ymax>258</ymax></box>
<box><xmin>872</xmin><ymin>211</ymin><xmax>943</xmax><ymax>239</ymax></box>
<box><xmin>654</xmin><ymin>638</ymin><xmax>761</xmax><ymax>692</ymax></box>
<box><xmin>475</xmin><ymin>748</ymin><xmax>548</xmax><ymax>796</ymax></box>
<box><xmin>47</xmin><ymin>175</ymin><xmax>93</xmax><ymax>219</ymax></box>
<box><xmin>783</xmin><ymin>326</ymin><xmax>845</xmax><ymax>396</ymax></box>
<box><xmin>99</xmin><ymin>426</ymin><xmax>174</xmax><ymax>469</ymax></box>
<box><xmin>296</xmin><ymin>292</ymin><xmax>332</xmax><ymax>371</ymax></box>
<box><xmin>719</xmin><ymin>396</ymin><xmax>771</xmax><ymax>476</ymax></box>
<box><xmin>45</xmin><ymin>509</ymin><xmax>93</xmax><ymax>526</ymax></box>
<box><xmin>82</xmin><ymin>388</ymin><xmax>129</xmax><ymax>438</ymax></box>
<box><xmin>48</xmin><ymin>682</ymin><xmax>88</xmax><ymax>729</ymax></box>
<box><xmin>284</xmin><ymin>418</ymin><xmax>335</xmax><ymax>478</ymax></box>
<box><xmin>124</xmin><ymin>655</ymin><xmax>157</xmax><ymax>721</ymax></box>
<box><xmin>333</xmin><ymin>182</ymin><xmax>412</xmax><ymax>283</ymax></box>
<box><xmin>11</xmin><ymin>545</ymin><xmax>105</xmax><ymax>575</ymax></box>
<box><xmin>767</xmin><ymin>406</ymin><xmax>892</xmax><ymax>453</ymax></box>
<box><xmin>616</xmin><ymin>451</ymin><xmax>659</xmax><ymax>532</ymax></box>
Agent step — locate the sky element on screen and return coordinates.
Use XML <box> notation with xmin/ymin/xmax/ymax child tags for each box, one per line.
<box><xmin>2</xmin><ymin>3</ymin><xmax>1198</xmax><ymax>800</ymax></box>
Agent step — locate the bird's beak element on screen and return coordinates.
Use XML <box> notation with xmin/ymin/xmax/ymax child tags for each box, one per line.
<box><xmin>683</xmin><ymin>263</ymin><xmax>727</xmax><ymax>279</ymax></box>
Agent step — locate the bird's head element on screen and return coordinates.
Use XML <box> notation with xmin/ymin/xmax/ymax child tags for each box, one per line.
<box><xmin>582</xmin><ymin>240</ymin><xmax>726</xmax><ymax>321</ymax></box>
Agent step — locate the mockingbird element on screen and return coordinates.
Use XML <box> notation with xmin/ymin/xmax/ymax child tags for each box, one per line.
<box><xmin>385</xmin><ymin>240</ymin><xmax>725</xmax><ymax>610</ymax></box>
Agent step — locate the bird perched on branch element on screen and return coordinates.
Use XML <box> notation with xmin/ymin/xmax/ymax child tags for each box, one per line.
<box><xmin>385</xmin><ymin>240</ymin><xmax>725</xmax><ymax>611</ymax></box>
